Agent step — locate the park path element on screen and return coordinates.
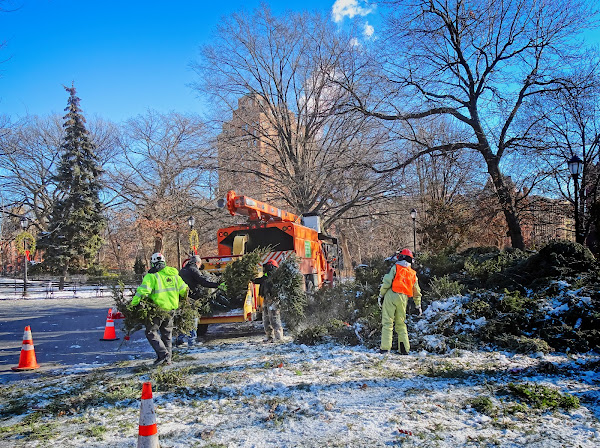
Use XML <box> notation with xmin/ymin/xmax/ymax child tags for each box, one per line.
<box><xmin>0</xmin><ymin>291</ymin><xmax>147</xmax><ymax>384</ymax></box>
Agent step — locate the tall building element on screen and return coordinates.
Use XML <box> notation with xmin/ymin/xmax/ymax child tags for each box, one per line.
<box><xmin>217</xmin><ymin>94</ymin><xmax>280</xmax><ymax>202</ymax></box>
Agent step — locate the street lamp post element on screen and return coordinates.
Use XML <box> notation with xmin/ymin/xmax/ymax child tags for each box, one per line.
<box><xmin>188</xmin><ymin>216</ymin><xmax>196</xmax><ymax>256</ymax></box>
<box><xmin>116</xmin><ymin>243</ymin><xmax>121</xmax><ymax>273</ymax></box>
<box><xmin>410</xmin><ymin>209</ymin><xmax>417</xmax><ymax>254</ymax></box>
<box><xmin>567</xmin><ymin>155</ymin><xmax>584</xmax><ymax>244</ymax></box>
<box><xmin>19</xmin><ymin>217</ymin><xmax>28</xmax><ymax>295</ymax></box>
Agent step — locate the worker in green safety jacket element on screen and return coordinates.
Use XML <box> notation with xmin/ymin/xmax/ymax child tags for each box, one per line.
<box><xmin>378</xmin><ymin>248</ymin><xmax>422</xmax><ymax>355</ymax></box>
<box><xmin>129</xmin><ymin>252</ymin><xmax>188</xmax><ymax>366</ymax></box>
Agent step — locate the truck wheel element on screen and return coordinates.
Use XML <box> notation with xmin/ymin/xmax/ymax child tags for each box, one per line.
<box><xmin>197</xmin><ymin>324</ymin><xmax>209</xmax><ymax>336</ymax></box>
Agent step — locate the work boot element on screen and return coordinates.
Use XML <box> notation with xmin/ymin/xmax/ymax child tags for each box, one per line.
<box><xmin>153</xmin><ymin>355</ymin><xmax>172</xmax><ymax>366</ymax></box>
<box><xmin>378</xmin><ymin>349</ymin><xmax>390</xmax><ymax>354</ymax></box>
<box><xmin>398</xmin><ymin>343</ymin><xmax>409</xmax><ymax>356</ymax></box>
<box><xmin>264</xmin><ymin>332</ymin><xmax>274</xmax><ymax>343</ymax></box>
<box><xmin>153</xmin><ymin>357</ymin><xmax>166</xmax><ymax>366</ymax></box>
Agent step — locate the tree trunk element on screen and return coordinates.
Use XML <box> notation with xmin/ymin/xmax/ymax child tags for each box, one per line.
<box><xmin>176</xmin><ymin>232</ymin><xmax>181</xmax><ymax>269</ymax></box>
<box><xmin>137</xmin><ymin>228</ymin><xmax>149</xmax><ymax>268</ymax></box>
<box><xmin>486</xmin><ymin>159</ymin><xmax>525</xmax><ymax>250</ymax></box>
<box><xmin>153</xmin><ymin>236</ymin><xmax>163</xmax><ymax>254</ymax></box>
<box><xmin>337</xmin><ymin>230</ymin><xmax>353</xmax><ymax>278</ymax></box>
<box><xmin>58</xmin><ymin>264</ymin><xmax>68</xmax><ymax>291</ymax></box>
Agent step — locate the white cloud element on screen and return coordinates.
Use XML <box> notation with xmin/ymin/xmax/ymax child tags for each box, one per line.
<box><xmin>331</xmin><ymin>0</ymin><xmax>375</xmax><ymax>23</ymax></box>
<box><xmin>363</xmin><ymin>22</ymin><xmax>374</xmax><ymax>37</ymax></box>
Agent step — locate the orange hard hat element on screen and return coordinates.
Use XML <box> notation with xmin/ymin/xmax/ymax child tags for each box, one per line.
<box><xmin>264</xmin><ymin>259</ymin><xmax>279</xmax><ymax>268</ymax></box>
<box><xmin>400</xmin><ymin>249</ymin><xmax>413</xmax><ymax>258</ymax></box>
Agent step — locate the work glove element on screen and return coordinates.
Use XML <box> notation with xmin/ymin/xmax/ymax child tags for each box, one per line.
<box><xmin>417</xmin><ymin>306</ymin><xmax>422</xmax><ymax>316</ymax></box>
<box><xmin>377</xmin><ymin>296</ymin><xmax>383</xmax><ymax>309</ymax></box>
<box><xmin>218</xmin><ymin>282</ymin><xmax>227</xmax><ymax>291</ymax></box>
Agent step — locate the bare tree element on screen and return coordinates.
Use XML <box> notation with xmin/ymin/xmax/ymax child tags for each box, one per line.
<box><xmin>0</xmin><ymin>115</ymin><xmax>63</xmax><ymax>229</ymax></box>
<box><xmin>414</xmin><ymin>149</ymin><xmax>485</xmax><ymax>251</ymax></box>
<box><xmin>192</xmin><ymin>6</ymin><xmax>397</xmax><ymax>231</ymax></box>
<box><xmin>342</xmin><ymin>0</ymin><xmax>599</xmax><ymax>249</ymax></box>
<box><xmin>535</xmin><ymin>71</ymin><xmax>600</xmax><ymax>245</ymax></box>
<box><xmin>0</xmin><ymin>114</ymin><xmax>119</xmax><ymax>231</ymax></box>
<box><xmin>107</xmin><ymin>110</ymin><xmax>218</xmax><ymax>254</ymax></box>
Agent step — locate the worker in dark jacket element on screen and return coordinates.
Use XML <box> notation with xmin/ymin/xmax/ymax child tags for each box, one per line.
<box><xmin>254</xmin><ymin>260</ymin><xmax>284</xmax><ymax>343</ymax></box>
<box><xmin>180</xmin><ymin>255</ymin><xmax>220</xmax><ymax>298</ymax></box>
<box><xmin>176</xmin><ymin>255</ymin><xmax>220</xmax><ymax>346</ymax></box>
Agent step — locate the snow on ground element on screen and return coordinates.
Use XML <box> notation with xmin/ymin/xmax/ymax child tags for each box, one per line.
<box><xmin>1</xmin><ymin>323</ymin><xmax>599</xmax><ymax>447</ymax></box>
<box><xmin>1</xmin><ymin>277</ymin><xmax>599</xmax><ymax>447</ymax></box>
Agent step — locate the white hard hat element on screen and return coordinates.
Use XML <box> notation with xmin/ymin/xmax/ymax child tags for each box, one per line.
<box><xmin>151</xmin><ymin>252</ymin><xmax>165</xmax><ymax>264</ymax></box>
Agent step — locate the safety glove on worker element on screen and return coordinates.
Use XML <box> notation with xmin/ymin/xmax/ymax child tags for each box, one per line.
<box><xmin>377</xmin><ymin>296</ymin><xmax>383</xmax><ymax>309</ymax></box>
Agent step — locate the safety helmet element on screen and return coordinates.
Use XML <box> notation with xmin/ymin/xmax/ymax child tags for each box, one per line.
<box><xmin>397</xmin><ymin>248</ymin><xmax>413</xmax><ymax>263</ymax></box>
<box><xmin>151</xmin><ymin>252</ymin><xmax>165</xmax><ymax>264</ymax></box>
<box><xmin>263</xmin><ymin>259</ymin><xmax>279</xmax><ymax>270</ymax></box>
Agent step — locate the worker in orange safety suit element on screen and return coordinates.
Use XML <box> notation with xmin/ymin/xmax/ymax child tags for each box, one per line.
<box><xmin>378</xmin><ymin>248</ymin><xmax>422</xmax><ymax>355</ymax></box>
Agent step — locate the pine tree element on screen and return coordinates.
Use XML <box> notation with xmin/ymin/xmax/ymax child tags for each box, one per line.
<box><xmin>38</xmin><ymin>84</ymin><xmax>105</xmax><ymax>289</ymax></box>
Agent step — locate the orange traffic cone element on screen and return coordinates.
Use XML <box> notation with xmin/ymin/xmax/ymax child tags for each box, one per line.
<box><xmin>100</xmin><ymin>308</ymin><xmax>119</xmax><ymax>341</ymax></box>
<box><xmin>138</xmin><ymin>382</ymin><xmax>160</xmax><ymax>448</ymax></box>
<box><xmin>12</xmin><ymin>325</ymin><xmax>40</xmax><ymax>371</ymax></box>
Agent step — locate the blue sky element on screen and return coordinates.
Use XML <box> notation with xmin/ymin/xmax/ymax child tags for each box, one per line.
<box><xmin>0</xmin><ymin>0</ymin><xmax>377</xmax><ymax>123</ymax></box>
<box><xmin>1</xmin><ymin>1</ymin><xmax>597</xmax><ymax>124</ymax></box>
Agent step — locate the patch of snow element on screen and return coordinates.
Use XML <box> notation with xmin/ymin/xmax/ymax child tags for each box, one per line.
<box><xmin>549</xmin><ymin>303</ymin><xmax>570</xmax><ymax>315</ymax></box>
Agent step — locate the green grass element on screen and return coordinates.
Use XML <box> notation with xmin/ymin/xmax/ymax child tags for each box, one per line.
<box><xmin>506</xmin><ymin>383</ymin><xmax>580</xmax><ymax>411</ymax></box>
<box><xmin>151</xmin><ymin>366</ymin><xmax>191</xmax><ymax>391</ymax></box>
<box><xmin>424</xmin><ymin>361</ymin><xmax>471</xmax><ymax>378</ymax></box>
<box><xmin>469</xmin><ymin>396</ymin><xmax>496</xmax><ymax>416</ymax></box>
<box><xmin>83</xmin><ymin>425</ymin><xmax>107</xmax><ymax>440</ymax></box>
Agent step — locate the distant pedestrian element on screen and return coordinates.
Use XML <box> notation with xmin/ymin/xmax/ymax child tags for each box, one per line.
<box><xmin>254</xmin><ymin>260</ymin><xmax>284</xmax><ymax>343</ymax></box>
<box><xmin>176</xmin><ymin>255</ymin><xmax>220</xmax><ymax>346</ymax></box>
<box><xmin>378</xmin><ymin>248</ymin><xmax>422</xmax><ymax>355</ymax></box>
<box><xmin>128</xmin><ymin>253</ymin><xmax>187</xmax><ymax>365</ymax></box>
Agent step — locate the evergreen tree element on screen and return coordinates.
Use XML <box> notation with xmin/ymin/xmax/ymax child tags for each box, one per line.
<box><xmin>38</xmin><ymin>85</ymin><xmax>105</xmax><ymax>289</ymax></box>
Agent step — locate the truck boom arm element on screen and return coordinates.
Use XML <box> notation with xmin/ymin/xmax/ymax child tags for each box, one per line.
<box><xmin>225</xmin><ymin>190</ymin><xmax>299</xmax><ymax>223</ymax></box>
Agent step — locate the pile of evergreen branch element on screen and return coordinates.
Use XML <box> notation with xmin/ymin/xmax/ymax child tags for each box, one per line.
<box><xmin>221</xmin><ymin>249</ymin><xmax>266</xmax><ymax>304</ymax></box>
<box><xmin>270</xmin><ymin>255</ymin><xmax>306</xmax><ymax>331</ymax></box>
<box><xmin>112</xmin><ymin>283</ymin><xmax>198</xmax><ymax>338</ymax></box>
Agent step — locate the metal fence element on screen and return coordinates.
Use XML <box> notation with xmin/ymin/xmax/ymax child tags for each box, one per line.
<box><xmin>0</xmin><ymin>274</ymin><xmax>139</xmax><ymax>299</ymax></box>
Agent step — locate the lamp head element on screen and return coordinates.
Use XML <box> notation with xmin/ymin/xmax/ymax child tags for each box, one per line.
<box><xmin>568</xmin><ymin>155</ymin><xmax>583</xmax><ymax>177</ymax></box>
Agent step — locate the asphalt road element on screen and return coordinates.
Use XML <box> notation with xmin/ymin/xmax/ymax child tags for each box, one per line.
<box><xmin>0</xmin><ymin>293</ymin><xmax>148</xmax><ymax>384</ymax></box>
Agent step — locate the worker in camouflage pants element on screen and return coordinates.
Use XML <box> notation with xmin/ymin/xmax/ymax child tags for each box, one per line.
<box><xmin>255</xmin><ymin>260</ymin><xmax>284</xmax><ymax>342</ymax></box>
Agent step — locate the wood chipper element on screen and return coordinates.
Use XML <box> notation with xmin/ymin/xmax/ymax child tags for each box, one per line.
<box><xmin>195</xmin><ymin>190</ymin><xmax>340</xmax><ymax>332</ymax></box>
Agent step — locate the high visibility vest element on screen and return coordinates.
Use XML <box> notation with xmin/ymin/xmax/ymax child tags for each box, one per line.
<box><xmin>132</xmin><ymin>266</ymin><xmax>187</xmax><ymax>310</ymax></box>
<box><xmin>391</xmin><ymin>264</ymin><xmax>417</xmax><ymax>297</ymax></box>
